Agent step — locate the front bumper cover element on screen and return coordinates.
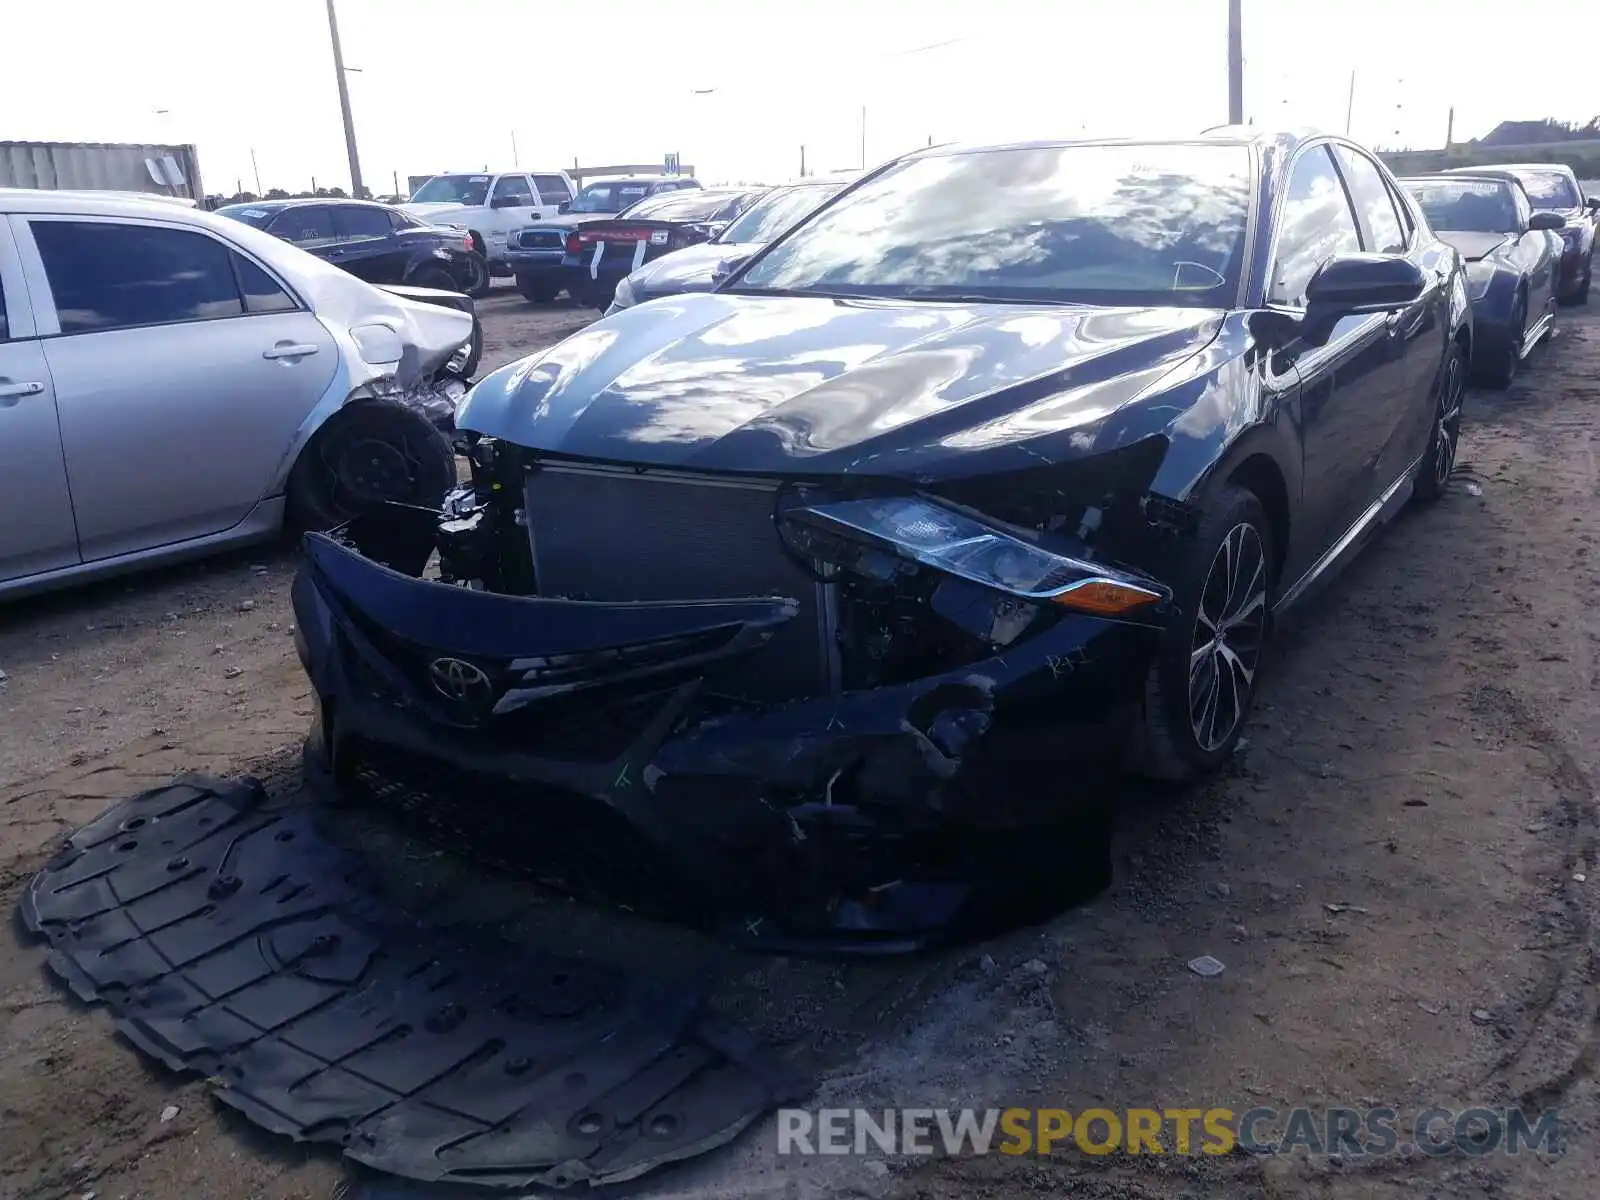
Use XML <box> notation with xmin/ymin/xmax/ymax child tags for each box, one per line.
<box><xmin>293</xmin><ymin>531</ymin><xmax>1148</xmax><ymax>950</ymax></box>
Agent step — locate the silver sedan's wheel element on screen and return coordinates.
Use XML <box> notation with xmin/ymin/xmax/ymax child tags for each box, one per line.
<box><xmin>1189</xmin><ymin>523</ymin><xmax>1268</xmax><ymax>752</ymax></box>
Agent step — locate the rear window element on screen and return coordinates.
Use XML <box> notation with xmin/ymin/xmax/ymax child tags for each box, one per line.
<box><xmin>569</xmin><ymin>182</ymin><xmax>654</xmax><ymax>213</ymax></box>
<box><xmin>1513</xmin><ymin>170</ymin><xmax>1580</xmax><ymax>208</ymax></box>
<box><xmin>1402</xmin><ymin>178</ymin><xmax>1519</xmax><ymax>233</ymax></box>
<box><xmin>620</xmin><ymin>191</ymin><xmax>747</xmax><ymax>222</ymax></box>
<box><xmin>533</xmin><ymin>174</ymin><xmax>572</xmax><ymax>204</ymax></box>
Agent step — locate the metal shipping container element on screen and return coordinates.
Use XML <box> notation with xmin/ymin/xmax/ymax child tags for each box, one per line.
<box><xmin>0</xmin><ymin>140</ymin><xmax>205</xmax><ymax>200</ymax></box>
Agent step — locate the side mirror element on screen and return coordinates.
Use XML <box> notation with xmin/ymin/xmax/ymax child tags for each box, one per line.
<box><xmin>1586</xmin><ymin>197</ymin><xmax>1600</xmax><ymax>212</ymax></box>
<box><xmin>710</xmin><ymin>250</ymin><xmax>755</xmax><ymax>285</ymax></box>
<box><xmin>1305</xmin><ymin>254</ymin><xmax>1425</xmax><ymax>315</ymax></box>
<box><xmin>558</xmin><ymin>201</ymin><xmax>571</xmax><ymax>214</ymax></box>
<box><xmin>1529</xmin><ymin>211</ymin><xmax>1566</xmax><ymax>231</ymax></box>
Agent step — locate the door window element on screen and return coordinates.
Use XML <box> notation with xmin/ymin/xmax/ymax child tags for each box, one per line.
<box><xmin>1332</xmin><ymin>145</ymin><xmax>1407</xmax><ymax>253</ymax></box>
<box><xmin>1269</xmin><ymin>146</ymin><xmax>1364</xmax><ymax>308</ymax></box>
<box><xmin>332</xmin><ymin>205</ymin><xmax>395</xmax><ymax>240</ymax></box>
<box><xmin>491</xmin><ymin>175</ymin><xmax>535</xmax><ymax>205</ymax></box>
<box><xmin>269</xmin><ymin>207</ymin><xmax>335</xmax><ymax>245</ymax></box>
<box><xmin>533</xmin><ymin>174</ymin><xmax>572</xmax><ymax>205</ymax></box>
<box><xmin>31</xmin><ymin>220</ymin><xmax>245</xmax><ymax>333</ymax></box>
<box><xmin>232</xmin><ymin>253</ymin><xmax>297</xmax><ymax>314</ymax></box>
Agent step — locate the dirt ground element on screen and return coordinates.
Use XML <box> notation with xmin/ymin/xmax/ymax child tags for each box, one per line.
<box><xmin>2</xmin><ymin>285</ymin><xmax>1598</xmax><ymax>1200</ymax></box>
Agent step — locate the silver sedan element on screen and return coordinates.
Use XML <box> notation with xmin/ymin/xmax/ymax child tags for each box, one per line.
<box><xmin>0</xmin><ymin>189</ymin><xmax>473</xmax><ymax>600</ymax></box>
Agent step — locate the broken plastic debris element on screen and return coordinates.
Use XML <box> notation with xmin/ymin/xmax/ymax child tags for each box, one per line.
<box><xmin>160</xmin><ymin>1105</ymin><xmax>180</xmax><ymax>1123</ymax></box>
<box><xmin>1417</xmin><ymin>1000</ymin><xmax>1444</xmax><ymax>1015</ymax></box>
<box><xmin>1323</xmin><ymin>902</ymin><xmax>1369</xmax><ymax>915</ymax></box>
<box><xmin>1463</xmin><ymin>481</ymin><xmax>1483</xmax><ymax>497</ymax></box>
<box><xmin>1187</xmin><ymin>955</ymin><xmax>1225</xmax><ymax>978</ymax></box>
<box><xmin>1470</xmin><ymin>1009</ymin><xmax>1493</xmax><ymax>1025</ymax></box>
<box><xmin>1575</xmin><ymin>873</ymin><xmax>1587</xmax><ymax>883</ymax></box>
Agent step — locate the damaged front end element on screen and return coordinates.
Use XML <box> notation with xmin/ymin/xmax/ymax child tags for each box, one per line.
<box><xmin>293</xmin><ymin>437</ymin><xmax>1174</xmax><ymax>950</ymax></box>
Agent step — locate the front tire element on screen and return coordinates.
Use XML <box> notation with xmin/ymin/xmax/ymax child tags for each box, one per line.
<box><xmin>1128</xmin><ymin>485</ymin><xmax>1273</xmax><ymax>783</ymax></box>
<box><xmin>1479</xmin><ymin>292</ymin><xmax>1524</xmax><ymax>389</ymax></box>
<box><xmin>285</xmin><ymin>401</ymin><xmax>456</xmax><ymax>532</ymax></box>
<box><xmin>1413</xmin><ymin>338</ymin><xmax>1467</xmax><ymax>506</ymax></box>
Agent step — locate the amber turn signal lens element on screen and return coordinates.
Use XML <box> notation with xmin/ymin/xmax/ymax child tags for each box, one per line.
<box><xmin>1051</xmin><ymin>580</ymin><xmax>1162</xmax><ymax>617</ymax></box>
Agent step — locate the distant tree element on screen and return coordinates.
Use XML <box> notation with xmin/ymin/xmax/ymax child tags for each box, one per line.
<box><xmin>266</xmin><ymin>188</ymin><xmax>290</xmax><ymax>199</ymax></box>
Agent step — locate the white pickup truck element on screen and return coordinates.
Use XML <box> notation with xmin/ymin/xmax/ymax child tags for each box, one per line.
<box><xmin>400</xmin><ymin>171</ymin><xmax>577</xmax><ymax>288</ymax></box>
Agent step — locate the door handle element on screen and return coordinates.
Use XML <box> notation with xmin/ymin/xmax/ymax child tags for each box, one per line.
<box><xmin>262</xmin><ymin>344</ymin><xmax>321</xmax><ymax>360</ymax></box>
<box><xmin>0</xmin><ymin>380</ymin><xmax>45</xmax><ymax>402</ymax></box>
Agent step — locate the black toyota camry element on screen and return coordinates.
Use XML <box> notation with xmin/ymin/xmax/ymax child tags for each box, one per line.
<box><xmin>292</xmin><ymin>131</ymin><xmax>1471</xmax><ymax>946</ymax></box>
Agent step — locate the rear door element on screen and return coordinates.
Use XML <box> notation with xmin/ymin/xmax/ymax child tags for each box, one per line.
<box><xmin>533</xmin><ymin>173</ymin><xmax>572</xmax><ymax>217</ymax></box>
<box><xmin>1331</xmin><ymin>144</ymin><xmax>1445</xmax><ymax>485</ymax></box>
<box><xmin>0</xmin><ymin>215</ymin><xmax>78</xmax><ymax>583</ymax></box>
<box><xmin>15</xmin><ymin>215</ymin><xmax>339</xmax><ymax>561</ymax></box>
<box><xmin>329</xmin><ymin>204</ymin><xmax>408</xmax><ymax>283</ymax></box>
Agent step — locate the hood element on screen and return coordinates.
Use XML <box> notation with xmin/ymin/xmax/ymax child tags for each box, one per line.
<box><xmin>456</xmin><ymin>292</ymin><xmax>1223</xmax><ymax>478</ymax></box>
<box><xmin>1435</xmin><ymin>231</ymin><xmax>1514</xmax><ymax>263</ymax></box>
<box><xmin>400</xmin><ymin>202</ymin><xmax>475</xmax><ymax>225</ymax></box>
<box><xmin>628</xmin><ymin>242</ymin><xmax>755</xmax><ymax>300</ymax></box>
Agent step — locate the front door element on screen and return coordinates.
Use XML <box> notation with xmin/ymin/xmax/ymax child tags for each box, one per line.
<box><xmin>0</xmin><ymin>223</ymin><xmax>77</xmax><ymax>582</ymax></box>
<box><xmin>1268</xmin><ymin>144</ymin><xmax>1411</xmax><ymax>555</ymax></box>
<box><xmin>18</xmin><ymin>215</ymin><xmax>339</xmax><ymax>562</ymax></box>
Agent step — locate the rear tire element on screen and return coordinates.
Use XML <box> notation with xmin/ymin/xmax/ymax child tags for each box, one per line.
<box><xmin>408</xmin><ymin>266</ymin><xmax>455</xmax><ymax>291</ymax></box>
<box><xmin>1127</xmin><ymin>485</ymin><xmax>1274</xmax><ymax>783</ymax></box>
<box><xmin>285</xmin><ymin>401</ymin><xmax>456</xmax><ymax>532</ymax></box>
<box><xmin>463</xmin><ymin>236</ymin><xmax>493</xmax><ymax>298</ymax></box>
<box><xmin>1413</xmin><ymin>338</ymin><xmax>1466</xmax><ymax>506</ymax></box>
<box><xmin>458</xmin><ymin>252</ymin><xmax>492</xmax><ymax>298</ymax></box>
<box><xmin>515</xmin><ymin>273</ymin><xmax>561</xmax><ymax>303</ymax></box>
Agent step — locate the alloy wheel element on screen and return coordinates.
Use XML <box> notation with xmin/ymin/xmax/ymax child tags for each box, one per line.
<box><xmin>1434</xmin><ymin>350</ymin><xmax>1466</xmax><ymax>488</ymax></box>
<box><xmin>1188</xmin><ymin>523</ymin><xmax>1268</xmax><ymax>752</ymax></box>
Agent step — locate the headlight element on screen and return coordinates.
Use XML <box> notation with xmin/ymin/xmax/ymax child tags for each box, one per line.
<box><xmin>611</xmin><ymin>275</ymin><xmax>637</xmax><ymax>310</ymax></box>
<box><xmin>781</xmin><ymin>496</ymin><xmax>1168</xmax><ymax>618</ymax></box>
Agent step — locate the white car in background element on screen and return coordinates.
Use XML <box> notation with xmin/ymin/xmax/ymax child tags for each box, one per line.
<box><xmin>401</xmin><ymin>171</ymin><xmax>577</xmax><ymax>289</ymax></box>
<box><xmin>0</xmin><ymin>189</ymin><xmax>472</xmax><ymax>600</ymax></box>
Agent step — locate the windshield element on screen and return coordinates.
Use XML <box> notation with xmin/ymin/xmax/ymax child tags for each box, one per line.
<box><xmin>570</xmin><ymin>181</ymin><xmax>654</xmax><ymax>213</ymax></box>
<box><xmin>621</xmin><ymin>190</ymin><xmax>742</xmax><ymax>222</ymax></box>
<box><xmin>733</xmin><ymin>143</ymin><xmax>1253</xmax><ymax>306</ymax></box>
<box><xmin>1402</xmin><ymin>179</ymin><xmax>1518</xmax><ymax>233</ymax></box>
<box><xmin>720</xmin><ymin>184</ymin><xmax>845</xmax><ymax>245</ymax></box>
<box><xmin>215</xmin><ymin>204</ymin><xmax>280</xmax><ymax>229</ymax></box>
<box><xmin>410</xmin><ymin>175</ymin><xmax>492</xmax><ymax>206</ymax></box>
<box><xmin>1512</xmin><ymin>170</ymin><xmax>1580</xmax><ymax>208</ymax></box>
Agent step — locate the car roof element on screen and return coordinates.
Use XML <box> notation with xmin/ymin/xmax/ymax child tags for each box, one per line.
<box><xmin>901</xmin><ymin>128</ymin><xmax>1322</xmax><ymax>163</ymax></box>
<box><xmin>1399</xmin><ymin>173</ymin><xmax>1514</xmax><ymax>186</ymax></box>
<box><xmin>581</xmin><ymin>175</ymin><xmax>697</xmax><ymax>186</ymax></box>
<box><xmin>219</xmin><ymin>197</ymin><xmax>392</xmax><ymax>213</ymax></box>
<box><xmin>0</xmin><ymin>187</ymin><xmax>219</xmax><ymax>220</ymax></box>
<box><xmin>1444</xmin><ymin>163</ymin><xmax>1576</xmax><ymax>177</ymax></box>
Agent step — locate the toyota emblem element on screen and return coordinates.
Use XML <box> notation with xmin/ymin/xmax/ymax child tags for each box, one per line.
<box><xmin>428</xmin><ymin>657</ymin><xmax>492</xmax><ymax>707</ymax></box>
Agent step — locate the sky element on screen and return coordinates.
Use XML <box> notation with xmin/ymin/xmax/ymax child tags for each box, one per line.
<box><xmin>5</xmin><ymin>0</ymin><xmax>1596</xmax><ymax>198</ymax></box>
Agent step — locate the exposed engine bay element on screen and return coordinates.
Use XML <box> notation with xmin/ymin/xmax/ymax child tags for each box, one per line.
<box><xmin>296</xmin><ymin>430</ymin><xmax>1179</xmax><ymax>950</ymax></box>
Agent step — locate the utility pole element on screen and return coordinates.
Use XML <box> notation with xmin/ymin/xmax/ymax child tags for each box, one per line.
<box><xmin>1226</xmin><ymin>0</ymin><xmax>1243</xmax><ymax>125</ymax></box>
<box><xmin>860</xmin><ymin>106</ymin><xmax>867</xmax><ymax>169</ymax></box>
<box><xmin>1444</xmin><ymin>106</ymin><xmax>1455</xmax><ymax>148</ymax></box>
<box><xmin>511</xmin><ymin>130</ymin><xmax>519</xmax><ymax>166</ymax></box>
<box><xmin>324</xmin><ymin>0</ymin><xmax>364</xmax><ymax>198</ymax></box>
<box><xmin>249</xmin><ymin>147</ymin><xmax>262</xmax><ymax>194</ymax></box>
<box><xmin>1344</xmin><ymin>69</ymin><xmax>1356</xmax><ymax>135</ymax></box>
<box><xmin>799</xmin><ymin>145</ymin><xmax>807</xmax><ymax>177</ymax></box>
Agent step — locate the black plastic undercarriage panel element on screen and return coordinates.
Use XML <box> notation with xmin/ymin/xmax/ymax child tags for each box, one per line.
<box><xmin>19</xmin><ymin>777</ymin><xmax>808</xmax><ymax>1190</ymax></box>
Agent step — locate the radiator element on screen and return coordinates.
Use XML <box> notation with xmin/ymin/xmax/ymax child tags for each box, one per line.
<box><xmin>523</xmin><ymin>463</ymin><xmax>838</xmax><ymax>701</ymax></box>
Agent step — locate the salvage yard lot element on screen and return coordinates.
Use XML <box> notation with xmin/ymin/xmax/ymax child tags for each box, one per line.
<box><xmin>2</xmin><ymin>289</ymin><xmax>1598</xmax><ymax>1200</ymax></box>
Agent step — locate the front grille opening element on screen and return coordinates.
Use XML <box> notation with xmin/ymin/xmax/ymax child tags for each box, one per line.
<box><xmin>524</xmin><ymin>465</ymin><xmax>837</xmax><ymax>702</ymax></box>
